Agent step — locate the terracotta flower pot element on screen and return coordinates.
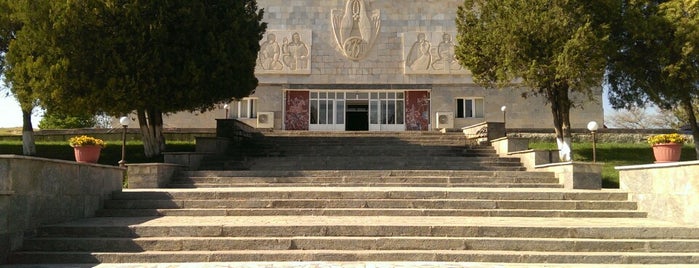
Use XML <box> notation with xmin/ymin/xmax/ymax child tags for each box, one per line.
<box><xmin>652</xmin><ymin>143</ymin><xmax>682</xmax><ymax>163</ymax></box>
<box><xmin>73</xmin><ymin>145</ymin><xmax>102</xmax><ymax>163</ymax></box>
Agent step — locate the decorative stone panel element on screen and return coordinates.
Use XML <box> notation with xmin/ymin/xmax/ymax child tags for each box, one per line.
<box><xmin>403</xmin><ymin>32</ymin><xmax>470</xmax><ymax>75</ymax></box>
<box><xmin>256</xmin><ymin>30</ymin><xmax>312</xmax><ymax>74</ymax></box>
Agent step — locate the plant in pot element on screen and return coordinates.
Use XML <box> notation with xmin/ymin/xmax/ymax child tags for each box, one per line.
<box><xmin>647</xmin><ymin>133</ymin><xmax>687</xmax><ymax>163</ymax></box>
<box><xmin>69</xmin><ymin>135</ymin><xmax>106</xmax><ymax>163</ymax></box>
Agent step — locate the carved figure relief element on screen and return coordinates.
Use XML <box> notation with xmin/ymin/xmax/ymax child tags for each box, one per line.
<box><xmin>256</xmin><ymin>30</ymin><xmax>312</xmax><ymax>74</ymax></box>
<box><xmin>406</xmin><ymin>33</ymin><xmax>432</xmax><ymax>71</ymax></box>
<box><xmin>403</xmin><ymin>32</ymin><xmax>467</xmax><ymax>75</ymax></box>
<box><xmin>331</xmin><ymin>0</ymin><xmax>381</xmax><ymax>61</ymax></box>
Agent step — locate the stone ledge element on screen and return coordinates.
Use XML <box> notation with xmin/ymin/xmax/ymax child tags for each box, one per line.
<box><xmin>617</xmin><ymin>160</ymin><xmax>699</xmax><ymax>225</ymax></box>
<box><xmin>535</xmin><ymin>161</ymin><xmax>603</xmax><ymax>190</ymax></box>
<box><xmin>615</xmin><ymin>160</ymin><xmax>699</xmax><ymax>171</ymax></box>
<box><xmin>127</xmin><ymin>163</ymin><xmax>185</xmax><ymax>189</ymax></box>
<box><xmin>163</xmin><ymin>152</ymin><xmax>215</xmax><ymax>170</ymax></box>
<box><xmin>0</xmin><ymin>191</ymin><xmax>14</xmax><ymax>196</ymax></box>
<box><xmin>508</xmin><ymin>149</ymin><xmax>560</xmax><ymax>171</ymax></box>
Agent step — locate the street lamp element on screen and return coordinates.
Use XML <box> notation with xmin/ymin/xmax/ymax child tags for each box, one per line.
<box><xmin>118</xmin><ymin>116</ymin><xmax>131</xmax><ymax>167</ymax></box>
<box><xmin>501</xmin><ymin>105</ymin><xmax>507</xmax><ymax>136</ymax></box>
<box><xmin>223</xmin><ymin>104</ymin><xmax>230</xmax><ymax>119</ymax></box>
<box><xmin>587</xmin><ymin>121</ymin><xmax>599</xmax><ymax>162</ymax></box>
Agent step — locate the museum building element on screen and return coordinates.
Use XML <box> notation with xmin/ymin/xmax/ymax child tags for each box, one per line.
<box><xmin>161</xmin><ymin>0</ymin><xmax>603</xmax><ymax>131</ymax></box>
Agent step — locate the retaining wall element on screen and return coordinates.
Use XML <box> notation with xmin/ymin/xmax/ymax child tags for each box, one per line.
<box><xmin>0</xmin><ymin>155</ymin><xmax>124</xmax><ymax>263</ymax></box>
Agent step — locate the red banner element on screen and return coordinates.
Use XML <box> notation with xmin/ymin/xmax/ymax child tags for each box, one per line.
<box><xmin>405</xmin><ymin>91</ymin><xmax>430</xmax><ymax>131</ymax></box>
<box><xmin>284</xmin><ymin>91</ymin><xmax>310</xmax><ymax>130</ymax></box>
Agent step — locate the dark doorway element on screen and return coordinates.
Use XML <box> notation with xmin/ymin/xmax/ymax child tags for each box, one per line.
<box><xmin>346</xmin><ymin>104</ymin><xmax>369</xmax><ymax>131</ymax></box>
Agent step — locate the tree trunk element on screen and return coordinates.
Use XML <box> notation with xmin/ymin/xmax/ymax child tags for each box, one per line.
<box><xmin>549</xmin><ymin>85</ymin><xmax>573</xmax><ymax>162</ymax></box>
<box><xmin>679</xmin><ymin>97</ymin><xmax>699</xmax><ymax>160</ymax></box>
<box><xmin>137</xmin><ymin>109</ymin><xmax>166</xmax><ymax>158</ymax></box>
<box><xmin>21</xmin><ymin>108</ymin><xmax>36</xmax><ymax>156</ymax></box>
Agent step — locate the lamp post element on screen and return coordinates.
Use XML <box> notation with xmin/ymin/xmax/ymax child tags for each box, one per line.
<box><xmin>223</xmin><ymin>104</ymin><xmax>230</xmax><ymax>119</ymax></box>
<box><xmin>118</xmin><ymin>116</ymin><xmax>131</xmax><ymax>167</ymax></box>
<box><xmin>587</xmin><ymin>121</ymin><xmax>599</xmax><ymax>163</ymax></box>
<box><xmin>501</xmin><ymin>105</ymin><xmax>507</xmax><ymax>136</ymax></box>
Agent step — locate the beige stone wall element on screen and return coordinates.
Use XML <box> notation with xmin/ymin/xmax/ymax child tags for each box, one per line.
<box><xmin>0</xmin><ymin>156</ymin><xmax>124</xmax><ymax>262</ymax></box>
<box><xmin>618</xmin><ymin>161</ymin><xmax>699</xmax><ymax>225</ymax></box>
<box><xmin>156</xmin><ymin>0</ymin><xmax>604</xmax><ymax>130</ymax></box>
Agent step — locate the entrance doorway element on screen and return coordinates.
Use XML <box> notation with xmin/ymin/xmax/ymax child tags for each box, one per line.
<box><xmin>346</xmin><ymin>102</ymin><xmax>369</xmax><ymax>131</ymax></box>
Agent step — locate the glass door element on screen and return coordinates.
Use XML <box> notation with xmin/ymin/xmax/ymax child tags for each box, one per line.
<box><xmin>309</xmin><ymin>91</ymin><xmax>345</xmax><ymax>131</ymax></box>
<box><xmin>369</xmin><ymin>91</ymin><xmax>405</xmax><ymax>131</ymax></box>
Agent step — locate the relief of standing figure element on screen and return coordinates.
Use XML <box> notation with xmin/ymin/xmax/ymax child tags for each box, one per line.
<box><xmin>282</xmin><ymin>32</ymin><xmax>309</xmax><ymax>71</ymax></box>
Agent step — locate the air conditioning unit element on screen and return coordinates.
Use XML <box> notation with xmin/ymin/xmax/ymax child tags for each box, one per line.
<box><xmin>257</xmin><ymin>112</ymin><xmax>274</xmax><ymax>129</ymax></box>
<box><xmin>436</xmin><ymin>112</ymin><xmax>454</xmax><ymax>129</ymax></box>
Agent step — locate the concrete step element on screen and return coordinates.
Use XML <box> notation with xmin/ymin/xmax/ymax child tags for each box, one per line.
<box><xmin>10</xmin><ymin>250</ymin><xmax>699</xmax><ymax>264</ymax></box>
<box><xmin>103</xmin><ymin>199</ymin><xmax>639</xmax><ymax>210</ymax></box>
<box><xmin>167</xmin><ymin>182</ymin><xmax>564</xmax><ymax>188</ymax></box>
<box><xmin>28</xmin><ymin>216</ymin><xmax>699</xmax><ymax>239</ymax></box>
<box><xmin>179</xmin><ymin>170</ymin><xmax>557</xmax><ymax>178</ymax></box>
<box><xmin>95</xmin><ymin>208</ymin><xmax>647</xmax><ymax>218</ymax></box>
<box><xmin>21</xmin><ymin>236</ymin><xmax>697</xmax><ymax>252</ymax></box>
<box><xmin>169</xmin><ymin>175</ymin><xmax>560</xmax><ymax>185</ymax></box>
<box><xmin>108</xmin><ymin>188</ymin><xmax>632</xmax><ymax>201</ymax></box>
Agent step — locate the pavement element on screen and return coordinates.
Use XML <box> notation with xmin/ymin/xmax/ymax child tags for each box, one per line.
<box><xmin>2</xmin><ymin>262</ymin><xmax>698</xmax><ymax>268</ymax></box>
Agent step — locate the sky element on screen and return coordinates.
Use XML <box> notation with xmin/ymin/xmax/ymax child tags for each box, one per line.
<box><xmin>0</xmin><ymin>95</ymin><xmax>42</xmax><ymax>128</ymax></box>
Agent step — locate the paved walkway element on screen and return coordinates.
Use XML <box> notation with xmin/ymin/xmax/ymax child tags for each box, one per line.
<box><xmin>3</xmin><ymin>262</ymin><xmax>697</xmax><ymax>268</ymax></box>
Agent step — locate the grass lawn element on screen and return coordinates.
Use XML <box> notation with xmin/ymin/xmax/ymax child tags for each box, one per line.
<box><xmin>529</xmin><ymin>142</ymin><xmax>697</xmax><ymax>188</ymax></box>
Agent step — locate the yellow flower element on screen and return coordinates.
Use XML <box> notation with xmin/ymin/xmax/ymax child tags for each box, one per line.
<box><xmin>69</xmin><ymin>135</ymin><xmax>106</xmax><ymax>148</ymax></box>
<box><xmin>647</xmin><ymin>133</ymin><xmax>687</xmax><ymax>145</ymax></box>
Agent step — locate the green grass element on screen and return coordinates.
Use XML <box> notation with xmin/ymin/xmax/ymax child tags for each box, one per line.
<box><xmin>529</xmin><ymin>142</ymin><xmax>697</xmax><ymax>188</ymax></box>
<box><xmin>0</xmin><ymin>140</ymin><xmax>195</xmax><ymax>166</ymax></box>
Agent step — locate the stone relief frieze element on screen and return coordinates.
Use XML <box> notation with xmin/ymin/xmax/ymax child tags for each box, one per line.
<box><xmin>256</xmin><ymin>30</ymin><xmax>312</xmax><ymax>74</ymax></box>
<box><xmin>403</xmin><ymin>32</ymin><xmax>468</xmax><ymax>75</ymax></box>
<box><xmin>331</xmin><ymin>0</ymin><xmax>381</xmax><ymax>61</ymax></box>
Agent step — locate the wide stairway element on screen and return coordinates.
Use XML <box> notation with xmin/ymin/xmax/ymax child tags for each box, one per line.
<box><xmin>7</xmin><ymin>132</ymin><xmax>699</xmax><ymax>265</ymax></box>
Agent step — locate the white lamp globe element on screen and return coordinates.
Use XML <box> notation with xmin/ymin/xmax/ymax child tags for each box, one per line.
<box><xmin>223</xmin><ymin>104</ymin><xmax>230</xmax><ymax>110</ymax></box>
<box><xmin>119</xmin><ymin>116</ymin><xmax>131</xmax><ymax>127</ymax></box>
<box><xmin>501</xmin><ymin>106</ymin><xmax>507</xmax><ymax>112</ymax></box>
<box><xmin>587</xmin><ymin>121</ymin><xmax>599</xmax><ymax>132</ymax></box>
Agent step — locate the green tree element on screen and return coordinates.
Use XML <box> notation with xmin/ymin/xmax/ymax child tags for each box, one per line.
<box><xmin>0</xmin><ymin>0</ymin><xmax>54</xmax><ymax>156</ymax></box>
<box><xmin>455</xmin><ymin>0</ymin><xmax>614</xmax><ymax>161</ymax></box>
<box><xmin>607</xmin><ymin>0</ymin><xmax>699</xmax><ymax>158</ymax></box>
<box><xmin>4</xmin><ymin>1</ymin><xmax>266</xmax><ymax>157</ymax></box>
<box><xmin>38</xmin><ymin>111</ymin><xmax>97</xmax><ymax>129</ymax></box>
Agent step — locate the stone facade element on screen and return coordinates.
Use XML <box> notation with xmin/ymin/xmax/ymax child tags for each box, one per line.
<box><xmin>158</xmin><ymin>0</ymin><xmax>603</xmax><ymax>131</ymax></box>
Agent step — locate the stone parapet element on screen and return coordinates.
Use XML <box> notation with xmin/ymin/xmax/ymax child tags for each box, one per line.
<box><xmin>509</xmin><ymin>149</ymin><xmax>561</xmax><ymax>171</ymax></box>
<box><xmin>617</xmin><ymin>161</ymin><xmax>699</xmax><ymax>225</ymax></box>
<box><xmin>0</xmin><ymin>155</ymin><xmax>123</xmax><ymax>263</ymax></box>
<box><xmin>491</xmin><ymin>137</ymin><xmax>529</xmax><ymax>157</ymax></box>
<box><xmin>126</xmin><ymin>163</ymin><xmax>184</xmax><ymax>189</ymax></box>
<box><xmin>536</xmin><ymin>162</ymin><xmax>603</xmax><ymax>190</ymax></box>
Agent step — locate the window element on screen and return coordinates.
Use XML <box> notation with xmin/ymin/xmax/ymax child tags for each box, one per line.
<box><xmin>310</xmin><ymin>91</ymin><xmax>344</xmax><ymax>125</ymax></box>
<box><xmin>232</xmin><ymin>98</ymin><xmax>258</xmax><ymax>119</ymax></box>
<box><xmin>456</xmin><ymin>98</ymin><xmax>484</xmax><ymax>118</ymax></box>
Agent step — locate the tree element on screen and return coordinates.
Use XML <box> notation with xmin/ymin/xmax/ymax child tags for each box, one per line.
<box><xmin>39</xmin><ymin>111</ymin><xmax>97</xmax><ymax>129</ymax></box>
<box><xmin>607</xmin><ymin>0</ymin><xmax>699</xmax><ymax>159</ymax></box>
<box><xmin>605</xmin><ymin>107</ymin><xmax>679</xmax><ymax>129</ymax></box>
<box><xmin>455</xmin><ymin>0</ymin><xmax>613</xmax><ymax>161</ymax></box>
<box><xmin>1</xmin><ymin>0</ymin><xmax>48</xmax><ymax>156</ymax></box>
<box><xmin>4</xmin><ymin>1</ymin><xmax>266</xmax><ymax>157</ymax></box>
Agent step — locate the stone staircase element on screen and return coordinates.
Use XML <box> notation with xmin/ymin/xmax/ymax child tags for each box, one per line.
<box><xmin>6</xmin><ymin>131</ymin><xmax>699</xmax><ymax>265</ymax></box>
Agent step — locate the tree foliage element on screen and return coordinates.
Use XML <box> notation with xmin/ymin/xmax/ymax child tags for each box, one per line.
<box><xmin>39</xmin><ymin>111</ymin><xmax>97</xmax><ymax>130</ymax></box>
<box><xmin>3</xmin><ymin>1</ymin><xmax>266</xmax><ymax>157</ymax></box>
<box><xmin>455</xmin><ymin>0</ymin><xmax>614</xmax><ymax>160</ymax></box>
<box><xmin>607</xmin><ymin>0</ymin><xmax>699</xmax><ymax>159</ymax></box>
